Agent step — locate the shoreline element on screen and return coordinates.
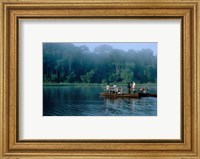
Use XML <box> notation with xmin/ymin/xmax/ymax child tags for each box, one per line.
<box><xmin>43</xmin><ymin>82</ymin><xmax>157</xmax><ymax>87</ymax></box>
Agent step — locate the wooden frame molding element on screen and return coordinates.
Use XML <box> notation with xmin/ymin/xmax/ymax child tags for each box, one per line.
<box><xmin>0</xmin><ymin>0</ymin><xmax>199</xmax><ymax>158</ymax></box>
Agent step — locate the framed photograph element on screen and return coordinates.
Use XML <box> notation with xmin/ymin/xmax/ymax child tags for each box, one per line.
<box><xmin>0</xmin><ymin>0</ymin><xmax>199</xmax><ymax>158</ymax></box>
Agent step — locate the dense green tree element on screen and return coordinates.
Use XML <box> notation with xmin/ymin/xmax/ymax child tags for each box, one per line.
<box><xmin>120</xmin><ymin>68</ymin><xmax>134</xmax><ymax>84</ymax></box>
<box><xmin>81</xmin><ymin>70</ymin><xmax>95</xmax><ymax>83</ymax></box>
<box><xmin>43</xmin><ymin>43</ymin><xmax>157</xmax><ymax>84</ymax></box>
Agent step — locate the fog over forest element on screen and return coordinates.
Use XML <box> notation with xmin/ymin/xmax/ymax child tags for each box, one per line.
<box><xmin>43</xmin><ymin>43</ymin><xmax>157</xmax><ymax>84</ymax></box>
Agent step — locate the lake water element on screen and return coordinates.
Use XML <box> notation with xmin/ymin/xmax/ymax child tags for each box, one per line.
<box><xmin>43</xmin><ymin>85</ymin><xmax>157</xmax><ymax>116</ymax></box>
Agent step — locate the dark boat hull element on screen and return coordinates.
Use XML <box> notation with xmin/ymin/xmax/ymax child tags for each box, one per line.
<box><xmin>100</xmin><ymin>93</ymin><xmax>157</xmax><ymax>98</ymax></box>
<box><xmin>100</xmin><ymin>93</ymin><xmax>140</xmax><ymax>98</ymax></box>
<box><xmin>139</xmin><ymin>93</ymin><xmax>157</xmax><ymax>98</ymax></box>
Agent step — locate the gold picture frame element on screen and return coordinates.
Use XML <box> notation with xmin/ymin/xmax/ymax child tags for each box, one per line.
<box><xmin>0</xmin><ymin>0</ymin><xmax>199</xmax><ymax>158</ymax></box>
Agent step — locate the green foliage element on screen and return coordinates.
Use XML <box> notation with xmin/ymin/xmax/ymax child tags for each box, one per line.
<box><xmin>43</xmin><ymin>43</ymin><xmax>157</xmax><ymax>84</ymax></box>
<box><xmin>120</xmin><ymin>68</ymin><xmax>134</xmax><ymax>84</ymax></box>
<box><xmin>50</xmin><ymin>74</ymin><xmax>58</xmax><ymax>82</ymax></box>
<box><xmin>66</xmin><ymin>71</ymin><xmax>76</xmax><ymax>82</ymax></box>
<box><xmin>81</xmin><ymin>70</ymin><xmax>95</xmax><ymax>83</ymax></box>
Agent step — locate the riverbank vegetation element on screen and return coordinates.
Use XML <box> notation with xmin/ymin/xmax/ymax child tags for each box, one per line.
<box><xmin>43</xmin><ymin>82</ymin><xmax>157</xmax><ymax>87</ymax></box>
<box><xmin>43</xmin><ymin>43</ymin><xmax>157</xmax><ymax>84</ymax></box>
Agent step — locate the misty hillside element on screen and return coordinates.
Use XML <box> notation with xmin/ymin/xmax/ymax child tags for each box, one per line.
<box><xmin>43</xmin><ymin>43</ymin><xmax>157</xmax><ymax>84</ymax></box>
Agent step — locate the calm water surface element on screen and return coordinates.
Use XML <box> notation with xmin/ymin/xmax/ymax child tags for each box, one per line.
<box><xmin>43</xmin><ymin>86</ymin><xmax>157</xmax><ymax>116</ymax></box>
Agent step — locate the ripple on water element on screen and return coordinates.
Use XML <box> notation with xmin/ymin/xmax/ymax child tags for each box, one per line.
<box><xmin>43</xmin><ymin>86</ymin><xmax>157</xmax><ymax>116</ymax></box>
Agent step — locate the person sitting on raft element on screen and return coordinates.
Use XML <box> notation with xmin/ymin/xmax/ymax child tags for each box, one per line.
<box><xmin>113</xmin><ymin>84</ymin><xmax>117</xmax><ymax>94</ymax></box>
<box><xmin>117</xmin><ymin>87</ymin><xmax>122</xmax><ymax>94</ymax></box>
<box><xmin>139</xmin><ymin>87</ymin><xmax>146</xmax><ymax>94</ymax></box>
<box><xmin>105</xmin><ymin>83</ymin><xmax>110</xmax><ymax>93</ymax></box>
<box><xmin>140</xmin><ymin>87</ymin><xmax>148</xmax><ymax>94</ymax></box>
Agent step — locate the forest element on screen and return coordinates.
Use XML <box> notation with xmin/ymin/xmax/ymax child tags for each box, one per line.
<box><xmin>43</xmin><ymin>43</ymin><xmax>157</xmax><ymax>84</ymax></box>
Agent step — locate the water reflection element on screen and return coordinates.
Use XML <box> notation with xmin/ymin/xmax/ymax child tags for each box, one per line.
<box><xmin>43</xmin><ymin>86</ymin><xmax>157</xmax><ymax>116</ymax></box>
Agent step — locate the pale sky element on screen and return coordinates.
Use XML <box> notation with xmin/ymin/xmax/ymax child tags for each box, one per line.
<box><xmin>73</xmin><ymin>42</ymin><xmax>157</xmax><ymax>55</ymax></box>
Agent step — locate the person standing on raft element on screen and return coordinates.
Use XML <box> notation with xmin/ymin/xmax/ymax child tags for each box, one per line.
<box><xmin>127</xmin><ymin>83</ymin><xmax>131</xmax><ymax>94</ymax></box>
<box><xmin>132</xmin><ymin>81</ymin><xmax>136</xmax><ymax>93</ymax></box>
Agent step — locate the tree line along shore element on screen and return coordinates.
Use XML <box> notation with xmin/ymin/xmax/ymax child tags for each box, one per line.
<box><xmin>43</xmin><ymin>82</ymin><xmax>157</xmax><ymax>87</ymax></box>
<box><xmin>43</xmin><ymin>43</ymin><xmax>157</xmax><ymax>84</ymax></box>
